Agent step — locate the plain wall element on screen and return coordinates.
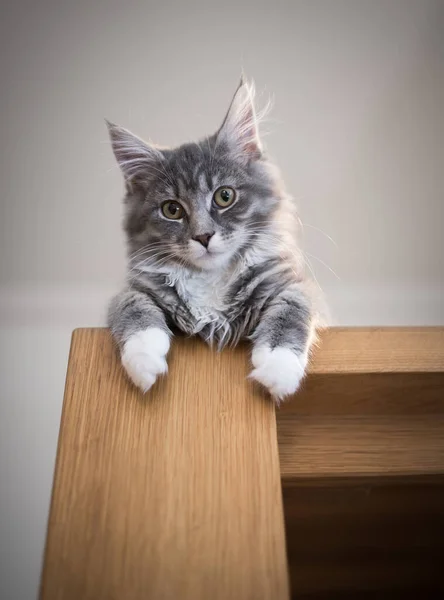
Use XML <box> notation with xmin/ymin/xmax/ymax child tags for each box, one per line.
<box><xmin>0</xmin><ymin>1</ymin><xmax>443</xmax><ymax>598</ymax></box>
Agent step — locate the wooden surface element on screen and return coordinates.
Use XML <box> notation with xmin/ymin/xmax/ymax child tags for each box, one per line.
<box><xmin>278</xmin><ymin>327</ymin><xmax>444</xmax><ymax>478</ymax></box>
<box><xmin>40</xmin><ymin>326</ymin><xmax>444</xmax><ymax>600</ymax></box>
<box><xmin>40</xmin><ymin>329</ymin><xmax>290</xmax><ymax>600</ymax></box>
<box><xmin>283</xmin><ymin>477</ymin><xmax>444</xmax><ymax>599</ymax></box>
<box><xmin>277</xmin><ymin>327</ymin><xmax>444</xmax><ymax>598</ymax></box>
<box><xmin>279</xmin><ymin>414</ymin><xmax>444</xmax><ymax>477</ymax></box>
<box><xmin>307</xmin><ymin>327</ymin><xmax>444</xmax><ymax>374</ymax></box>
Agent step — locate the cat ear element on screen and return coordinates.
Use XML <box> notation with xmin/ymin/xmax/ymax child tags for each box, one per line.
<box><xmin>106</xmin><ymin>120</ymin><xmax>164</xmax><ymax>185</ymax></box>
<box><xmin>216</xmin><ymin>77</ymin><xmax>262</xmax><ymax>162</ymax></box>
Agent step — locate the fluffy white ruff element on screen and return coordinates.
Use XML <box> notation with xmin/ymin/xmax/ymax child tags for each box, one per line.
<box><xmin>250</xmin><ymin>345</ymin><xmax>308</xmax><ymax>402</ymax></box>
<box><xmin>121</xmin><ymin>328</ymin><xmax>170</xmax><ymax>393</ymax></box>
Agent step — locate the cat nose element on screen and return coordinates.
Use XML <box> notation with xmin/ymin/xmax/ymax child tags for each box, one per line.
<box><xmin>193</xmin><ymin>232</ymin><xmax>214</xmax><ymax>248</ymax></box>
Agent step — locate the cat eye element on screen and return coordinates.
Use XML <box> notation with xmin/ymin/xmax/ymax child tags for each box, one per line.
<box><xmin>213</xmin><ymin>187</ymin><xmax>236</xmax><ymax>209</ymax></box>
<box><xmin>161</xmin><ymin>201</ymin><xmax>185</xmax><ymax>220</ymax></box>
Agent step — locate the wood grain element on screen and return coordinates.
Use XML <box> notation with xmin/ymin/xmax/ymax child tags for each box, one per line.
<box><xmin>40</xmin><ymin>326</ymin><xmax>444</xmax><ymax>599</ymax></box>
<box><xmin>278</xmin><ymin>415</ymin><xmax>444</xmax><ymax>478</ymax></box>
<box><xmin>308</xmin><ymin>327</ymin><xmax>444</xmax><ymax>374</ymax></box>
<box><xmin>278</xmin><ymin>372</ymin><xmax>444</xmax><ymax>416</ymax></box>
<box><xmin>277</xmin><ymin>327</ymin><xmax>444</xmax><ymax>478</ymax></box>
<box><xmin>278</xmin><ymin>327</ymin><xmax>444</xmax><ymax>598</ymax></box>
<box><xmin>40</xmin><ymin>329</ymin><xmax>290</xmax><ymax>600</ymax></box>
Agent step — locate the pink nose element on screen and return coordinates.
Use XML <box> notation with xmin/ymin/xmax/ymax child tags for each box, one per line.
<box><xmin>193</xmin><ymin>233</ymin><xmax>214</xmax><ymax>248</ymax></box>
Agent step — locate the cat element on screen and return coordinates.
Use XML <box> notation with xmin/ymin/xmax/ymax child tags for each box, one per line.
<box><xmin>106</xmin><ymin>77</ymin><xmax>320</xmax><ymax>402</ymax></box>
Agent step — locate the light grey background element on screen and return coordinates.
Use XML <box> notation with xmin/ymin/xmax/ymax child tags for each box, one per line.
<box><xmin>1</xmin><ymin>1</ymin><xmax>443</xmax><ymax>598</ymax></box>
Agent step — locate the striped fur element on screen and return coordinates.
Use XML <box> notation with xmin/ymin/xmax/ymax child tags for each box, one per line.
<box><xmin>107</xmin><ymin>78</ymin><xmax>321</xmax><ymax>400</ymax></box>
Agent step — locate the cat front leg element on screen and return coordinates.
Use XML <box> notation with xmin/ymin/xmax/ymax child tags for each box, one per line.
<box><xmin>249</xmin><ymin>285</ymin><xmax>316</xmax><ymax>402</ymax></box>
<box><xmin>108</xmin><ymin>289</ymin><xmax>172</xmax><ymax>393</ymax></box>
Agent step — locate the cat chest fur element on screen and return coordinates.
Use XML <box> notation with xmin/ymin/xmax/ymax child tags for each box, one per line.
<box><xmin>173</xmin><ymin>270</ymin><xmax>232</xmax><ymax>333</ymax></box>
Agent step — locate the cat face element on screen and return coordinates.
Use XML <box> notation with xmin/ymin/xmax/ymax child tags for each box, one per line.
<box><xmin>108</xmin><ymin>79</ymin><xmax>279</xmax><ymax>271</ymax></box>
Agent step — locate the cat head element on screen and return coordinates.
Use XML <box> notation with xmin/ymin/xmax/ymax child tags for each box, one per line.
<box><xmin>107</xmin><ymin>77</ymin><xmax>281</xmax><ymax>271</ymax></box>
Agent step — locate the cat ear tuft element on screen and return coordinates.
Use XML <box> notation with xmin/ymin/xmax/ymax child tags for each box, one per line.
<box><xmin>106</xmin><ymin>120</ymin><xmax>164</xmax><ymax>184</ymax></box>
<box><xmin>216</xmin><ymin>78</ymin><xmax>262</xmax><ymax>162</ymax></box>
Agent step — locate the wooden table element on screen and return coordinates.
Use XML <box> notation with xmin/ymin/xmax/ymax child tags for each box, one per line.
<box><xmin>40</xmin><ymin>328</ymin><xmax>444</xmax><ymax>599</ymax></box>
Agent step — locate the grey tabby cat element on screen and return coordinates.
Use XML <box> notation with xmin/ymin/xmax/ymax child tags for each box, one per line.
<box><xmin>107</xmin><ymin>77</ymin><xmax>319</xmax><ymax>401</ymax></box>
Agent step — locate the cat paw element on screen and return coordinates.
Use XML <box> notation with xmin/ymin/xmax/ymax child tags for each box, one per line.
<box><xmin>249</xmin><ymin>346</ymin><xmax>308</xmax><ymax>402</ymax></box>
<box><xmin>121</xmin><ymin>328</ymin><xmax>170</xmax><ymax>393</ymax></box>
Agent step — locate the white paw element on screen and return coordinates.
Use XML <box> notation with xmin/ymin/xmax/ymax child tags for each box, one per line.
<box><xmin>249</xmin><ymin>346</ymin><xmax>308</xmax><ymax>402</ymax></box>
<box><xmin>121</xmin><ymin>328</ymin><xmax>170</xmax><ymax>393</ymax></box>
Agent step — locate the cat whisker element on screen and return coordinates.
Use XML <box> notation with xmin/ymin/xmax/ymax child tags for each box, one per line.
<box><xmin>305</xmin><ymin>252</ymin><xmax>340</xmax><ymax>280</ymax></box>
<box><xmin>129</xmin><ymin>242</ymin><xmax>169</xmax><ymax>261</ymax></box>
<box><xmin>301</xmin><ymin>254</ymin><xmax>323</xmax><ymax>292</ymax></box>
<box><xmin>128</xmin><ymin>250</ymin><xmax>178</xmax><ymax>275</ymax></box>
